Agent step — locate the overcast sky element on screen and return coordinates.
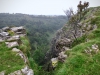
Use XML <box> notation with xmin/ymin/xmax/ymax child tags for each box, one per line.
<box><xmin>0</xmin><ymin>0</ymin><xmax>100</xmax><ymax>15</ymax></box>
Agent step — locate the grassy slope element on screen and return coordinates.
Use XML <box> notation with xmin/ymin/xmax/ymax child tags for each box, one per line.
<box><xmin>0</xmin><ymin>36</ymin><xmax>32</xmax><ymax>74</ymax></box>
<box><xmin>0</xmin><ymin>42</ymin><xmax>24</xmax><ymax>74</ymax></box>
<box><xmin>54</xmin><ymin>6</ymin><xmax>100</xmax><ymax>75</ymax></box>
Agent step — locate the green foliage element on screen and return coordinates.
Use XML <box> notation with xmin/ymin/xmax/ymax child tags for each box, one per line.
<box><xmin>21</xmin><ymin>36</ymin><xmax>30</xmax><ymax>46</ymax></box>
<box><xmin>27</xmin><ymin>52</ymin><xmax>40</xmax><ymax>75</ymax></box>
<box><xmin>8</xmin><ymin>30</ymin><xmax>15</xmax><ymax>36</ymax></box>
<box><xmin>19</xmin><ymin>36</ymin><xmax>30</xmax><ymax>53</ymax></box>
<box><xmin>32</xmin><ymin>44</ymin><xmax>49</xmax><ymax>65</ymax></box>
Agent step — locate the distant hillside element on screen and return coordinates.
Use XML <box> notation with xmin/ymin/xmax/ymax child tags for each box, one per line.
<box><xmin>0</xmin><ymin>13</ymin><xmax>67</xmax><ymax>65</ymax></box>
<box><xmin>0</xmin><ymin>13</ymin><xmax>67</xmax><ymax>29</ymax></box>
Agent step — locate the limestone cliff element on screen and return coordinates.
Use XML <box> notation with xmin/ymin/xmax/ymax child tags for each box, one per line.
<box><xmin>50</xmin><ymin>7</ymin><xmax>98</xmax><ymax>60</ymax></box>
<box><xmin>0</xmin><ymin>26</ymin><xmax>34</xmax><ymax>75</ymax></box>
<box><xmin>45</xmin><ymin>6</ymin><xmax>100</xmax><ymax>72</ymax></box>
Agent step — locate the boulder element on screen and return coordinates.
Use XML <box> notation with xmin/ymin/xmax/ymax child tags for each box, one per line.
<box><xmin>8</xmin><ymin>70</ymin><xmax>22</xmax><ymax>75</ymax></box>
<box><xmin>21</xmin><ymin>66</ymin><xmax>34</xmax><ymax>75</ymax></box>
<box><xmin>27</xmin><ymin>69</ymin><xmax>34</xmax><ymax>75</ymax></box>
<box><xmin>82</xmin><ymin>24</ymin><xmax>87</xmax><ymax>29</ymax></box>
<box><xmin>16</xmin><ymin>32</ymin><xmax>23</xmax><ymax>34</ymax></box>
<box><xmin>5</xmin><ymin>42</ymin><xmax>19</xmax><ymax>48</ymax></box>
<box><xmin>62</xmin><ymin>46</ymin><xmax>70</xmax><ymax>51</ymax></box>
<box><xmin>11</xmin><ymin>26</ymin><xmax>23</xmax><ymax>32</ymax></box>
<box><xmin>51</xmin><ymin>58</ymin><xmax>58</xmax><ymax>68</ymax></box>
<box><xmin>16</xmin><ymin>50</ymin><xmax>28</xmax><ymax>63</ymax></box>
<box><xmin>0</xmin><ymin>71</ymin><xmax>5</xmax><ymax>75</ymax></box>
<box><xmin>86</xmin><ymin>25</ymin><xmax>93</xmax><ymax>31</ymax></box>
<box><xmin>7</xmin><ymin>35</ymin><xmax>20</xmax><ymax>41</ymax></box>
<box><xmin>2</xmin><ymin>27</ymin><xmax>10</xmax><ymax>32</ymax></box>
<box><xmin>11</xmin><ymin>26</ymin><xmax>25</xmax><ymax>34</ymax></box>
<box><xmin>12</xmin><ymin>48</ymin><xmax>20</xmax><ymax>52</ymax></box>
<box><xmin>17</xmin><ymin>52</ymin><xmax>24</xmax><ymax>59</ymax></box>
<box><xmin>85</xmin><ymin>44</ymin><xmax>99</xmax><ymax>55</ymax></box>
<box><xmin>58</xmin><ymin>52</ymin><xmax>67</xmax><ymax>62</ymax></box>
<box><xmin>0</xmin><ymin>32</ymin><xmax>9</xmax><ymax>37</ymax></box>
<box><xmin>13</xmin><ymin>70</ymin><xmax>22</xmax><ymax>75</ymax></box>
<box><xmin>0</xmin><ymin>38</ymin><xmax>4</xmax><ymax>43</ymax></box>
<box><xmin>92</xmin><ymin>44</ymin><xmax>99</xmax><ymax>53</ymax></box>
<box><xmin>56</xmin><ymin>38</ymin><xmax>71</xmax><ymax>52</ymax></box>
<box><xmin>92</xmin><ymin>44</ymin><xmax>98</xmax><ymax>50</ymax></box>
<box><xmin>21</xmin><ymin>66</ymin><xmax>29</xmax><ymax>74</ymax></box>
<box><xmin>19</xmin><ymin>34</ymin><xmax>26</xmax><ymax>37</ymax></box>
<box><xmin>93</xmin><ymin>24</ymin><xmax>97</xmax><ymax>30</ymax></box>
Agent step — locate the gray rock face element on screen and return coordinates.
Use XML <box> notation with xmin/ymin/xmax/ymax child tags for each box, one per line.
<box><xmin>51</xmin><ymin>58</ymin><xmax>58</xmax><ymax>68</ymax></box>
<box><xmin>16</xmin><ymin>50</ymin><xmax>28</xmax><ymax>63</ymax></box>
<box><xmin>2</xmin><ymin>27</ymin><xmax>10</xmax><ymax>32</ymax></box>
<box><xmin>86</xmin><ymin>25</ymin><xmax>93</xmax><ymax>31</ymax></box>
<box><xmin>93</xmin><ymin>24</ymin><xmax>97</xmax><ymax>30</ymax></box>
<box><xmin>5</xmin><ymin>42</ymin><xmax>19</xmax><ymax>48</ymax></box>
<box><xmin>13</xmin><ymin>70</ymin><xmax>22</xmax><ymax>75</ymax></box>
<box><xmin>56</xmin><ymin>38</ymin><xmax>71</xmax><ymax>47</ymax></box>
<box><xmin>11</xmin><ymin>26</ymin><xmax>24</xmax><ymax>32</ymax></box>
<box><xmin>0</xmin><ymin>32</ymin><xmax>9</xmax><ymax>37</ymax></box>
<box><xmin>21</xmin><ymin>66</ymin><xmax>34</xmax><ymax>75</ymax></box>
<box><xmin>27</xmin><ymin>69</ymin><xmax>34</xmax><ymax>75</ymax></box>
<box><xmin>8</xmin><ymin>70</ymin><xmax>22</xmax><ymax>75</ymax></box>
<box><xmin>92</xmin><ymin>44</ymin><xmax>99</xmax><ymax>53</ymax></box>
<box><xmin>0</xmin><ymin>32</ymin><xmax>10</xmax><ymax>40</ymax></box>
<box><xmin>7</xmin><ymin>35</ymin><xmax>20</xmax><ymax>41</ymax></box>
<box><xmin>58</xmin><ymin>52</ymin><xmax>67</xmax><ymax>62</ymax></box>
<box><xmin>0</xmin><ymin>71</ymin><xmax>5</xmax><ymax>75</ymax></box>
<box><xmin>12</xmin><ymin>48</ymin><xmax>20</xmax><ymax>52</ymax></box>
<box><xmin>0</xmin><ymin>38</ymin><xmax>4</xmax><ymax>43</ymax></box>
<box><xmin>11</xmin><ymin>26</ymin><xmax>26</xmax><ymax>34</ymax></box>
<box><xmin>19</xmin><ymin>34</ymin><xmax>26</xmax><ymax>37</ymax></box>
<box><xmin>8</xmin><ymin>68</ymin><xmax>34</xmax><ymax>75</ymax></box>
<box><xmin>85</xmin><ymin>44</ymin><xmax>99</xmax><ymax>55</ymax></box>
<box><xmin>81</xmin><ymin>24</ymin><xmax>97</xmax><ymax>34</ymax></box>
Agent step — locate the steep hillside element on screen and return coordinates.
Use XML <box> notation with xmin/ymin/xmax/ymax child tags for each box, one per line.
<box><xmin>46</xmin><ymin>6</ymin><xmax>100</xmax><ymax>75</ymax></box>
<box><xmin>0</xmin><ymin>26</ymin><xmax>34</xmax><ymax>75</ymax></box>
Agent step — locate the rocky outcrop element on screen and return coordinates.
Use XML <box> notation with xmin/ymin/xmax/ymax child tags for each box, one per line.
<box><xmin>8</xmin><ymin>66</ymin><xmax>34</xmax><ymax>75</ymax></box>
<box><xmin>45</xmin><ymin>7</ymin><xmax>98</xmax><ymax>69</ymax></box>
<box><xmin>58</xmin><ymin>52</ymin><xmax>67</xmax><ymax>62</ymax></box>
<box><xmin>0</xmin><ymin>71</ymin><xmax>5</xmax><ymax>75</ymax></box>
<box><xmin>12</xmin><ymin>48</ymin><xmax>28</xmax><ymax>63</ymax></box>
<box><xmin>84</xmin><ymin>44</ymin><xmax>99</xmax><ymax>55</ymax></box>
<box><xmin>11</xmin><ymin>26</ymin><xmax>25</xmax><ymax>34</ymax></box>
<box><xmin>51</xmin><ymin>58</ymin><xmax>58</xmax><ymax>68</ymax></box>
<box><xmin>5</xmin><ymin>41</ymin><xmax>19</xmax><ymax>48</ymax></box>
<box><xmin>0</xmin><ymin>26</ymin><xmax>34</xmax><ymax>75</ymax></box>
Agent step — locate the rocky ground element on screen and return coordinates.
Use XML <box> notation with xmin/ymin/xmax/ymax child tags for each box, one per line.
<box><xmin>0</xmin><ymin>26</ymin><xmax>33</xmax><ymax>75</ymax></box>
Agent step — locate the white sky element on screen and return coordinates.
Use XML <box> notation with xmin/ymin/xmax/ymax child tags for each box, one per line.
<box><xmin>0</xmin><ymin>0</ymin><xmax>100</xmax><ymax>15</ymax></box>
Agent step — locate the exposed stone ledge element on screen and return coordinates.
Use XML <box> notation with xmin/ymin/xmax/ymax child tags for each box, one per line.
<box><xmin>0</xmin><ymin>26</ymin><xmax>34</xmax><ymax>75</ymax></box>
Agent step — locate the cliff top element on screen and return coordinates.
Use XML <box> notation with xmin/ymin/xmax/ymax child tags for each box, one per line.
<box><xmin>0</xmin><ymin>26</ymin><xmax>33</xmax><ymax>75</ymax></box>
